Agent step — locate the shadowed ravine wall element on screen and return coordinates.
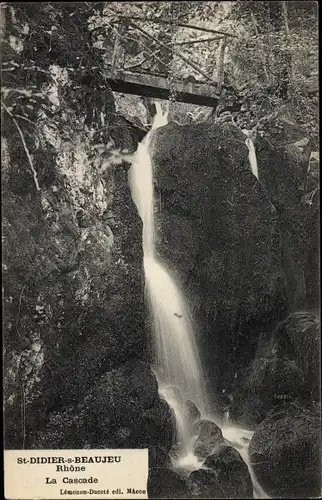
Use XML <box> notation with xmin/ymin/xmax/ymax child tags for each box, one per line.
<box><xmin>151</xmin><ymin>122</ymin><xmax>285</xmax><ymax>399</ymax></box>
<box><xmin>151</xmin><ymin>121</ymin><xmax>319</xmax><ymax>411</ymax></box>
<box><xmin>2</xmin><ymin>3</ymin><xmax>320</xmax><ymax>498</ymax></box>
<box><xmin>3</xmin><ymin>107</ymin><xmax>320</xmax><ymax>498</ymax></box>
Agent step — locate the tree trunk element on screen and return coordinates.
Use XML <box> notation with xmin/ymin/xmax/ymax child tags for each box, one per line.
<box><xmin>216</xmin><ymin>35</ymin><xmax>227</xmax><ymax>93</ymax></box>
<box><xmin>111</xmin><ymin>21</ymin><xmax>127</xmax><ymax>75</ymax></box>
<box><xmin>282</xmin><ymin>1</ymin><xmax>290</xmax><ymax>37</ymax></box>
<box><xmin>268</xmin><ymin>1</ymin><xmax>283</xmax><ymax>31</ymax></box>
<box><xmin>250</xmin><ymin>11</ymin><xmax>269</xmax><ymax>83</ymax></box>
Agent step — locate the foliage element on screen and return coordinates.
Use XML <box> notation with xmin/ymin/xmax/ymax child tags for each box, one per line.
<box><xmin>1</xmin><ymin>2</ymin><xmax>119</xmax><ymax>197</ymax></box>
<box><xmin>82</xmin><ymin>1</ymin><xmax>319</xmax><ymax>147</ymax></box>
<box><xmin>226</xmin><ymin>1</ymin><xmax>319</xmax><ymax>144</ymax></box>
<box><xmin>1</xmin><ymin>1</ymin><xmax>319</xmax><ymax>160</ymax></box>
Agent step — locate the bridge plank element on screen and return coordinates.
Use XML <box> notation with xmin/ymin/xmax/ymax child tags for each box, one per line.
<box><xmin>106</xmin><ymin>71</ymin><xmax>221</xmax><ymax>107</ymax></box>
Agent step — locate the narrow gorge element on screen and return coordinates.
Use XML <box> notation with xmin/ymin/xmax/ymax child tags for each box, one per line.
<box><xmin>2</xmin><ymin>2</ymin><xmax>320</xmax><ymax>500</ymax></box>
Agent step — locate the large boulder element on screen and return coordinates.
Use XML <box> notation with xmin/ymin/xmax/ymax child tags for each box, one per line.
<box><xmin>192</xmin><ymin>419</ymin><xmax>225</xmax><ymax>459</ymax></box>
<box><xmin>230</xmin><ymin>356</ymin><xmax>308</xmax><ymax>427</ymax></box>
<box><xmin>189</xmin><ymin>443</ymin><xmax>254</xmax><ymax>500</ymax></box>
<box><xmin>137</xmin><ymin>396</ymin><xmax>175</xmax><ymax>451</ymax></box>
<box><xmin>151</xmin><ymin>121</ymin><xmax>287</xmax><ymax>393</ymax></box>
<box><xmin>189</xmin><ymin>469</ymin><xmax>223</xmax><ymax>498</ymax></box>
<box><xmin>257</xmin><ymin>312</ymin><xmax>321</xmax><ymax>399</ymax></box>
<box><xmin>148</xmin><ymin>467</ymin><xmax>190</xmax><ymax>499</ymax></box>
<box><xmin>203</xmin><ymin>445</ymin><xmax>253</xmax><ymax>498</ymax></box>
<box><xmin>249</xmin><ymin>404</ymin><xmax>321</xmax><ymax>498</ymax></box>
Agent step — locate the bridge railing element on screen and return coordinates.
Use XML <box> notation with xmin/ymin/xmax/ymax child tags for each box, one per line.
<box><xmin>108</xmin><ymin>14</ymin><xmax>234</xmax><ymax>93</ymax></box>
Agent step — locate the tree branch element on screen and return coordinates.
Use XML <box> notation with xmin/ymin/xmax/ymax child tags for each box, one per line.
<box><xmin>250</xmin><ymin>11</ymin><xmax>269</xmax><ymax>83</ymax></box>
<box><xmin>172</xmin><ymin>36</ymin><xmax>224</xmax><ymax>46</ymax></box>
<box><xmin>114</xmin><ymin>14</ymin><xmax>237</xmax><ymax>37</ymax></box>
<box><xmin>282</xmin><ymin>1</ymin><xmax>290</xmax><ymax>37</ymax></box>
<box><xmin>2</xmin><ymin>101</ymin><xmax>41</xmax><ymax>191</ymax></box>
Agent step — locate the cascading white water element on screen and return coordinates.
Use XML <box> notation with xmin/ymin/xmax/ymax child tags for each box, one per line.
<box><xmin>129</xmin><ymin>105</ymin><xmax>268</xmax><ymax>497</ymax></box>
<box><xmin>245</xmin><ymin>137</ymin><xmax>259</xmax><ymax>180</ymax></box>
<box><xmin>221</xmin><ymin>422</ymin><xmax>270</xmax><ymax>499</ymax></box>
<box><xmin>129</xmin><ymin>102</ymin><xmax>209</xmax><ymax>452</ymax></box>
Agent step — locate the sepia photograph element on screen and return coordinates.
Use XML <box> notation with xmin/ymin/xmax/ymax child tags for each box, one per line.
<box><xmin>1</xmin><ymin>1</ymin><xmax>320</xmax><ymax>499</ymax></box>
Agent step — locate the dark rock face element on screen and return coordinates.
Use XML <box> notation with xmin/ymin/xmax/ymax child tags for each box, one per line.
<box><xmin>148</xmin><ymin>467</ymin><xmax>190</xmax><ymax>499</ymax></box>
<box><xmin>230</xmin><ymin>356</ymin><xmax>308</xmax><ymax>427</ymax></box>
<box><xmin>79</xmin><ymin>360</ymin><xmax>174</xmax><ymax>450</ymax></box>
<box><xmin>257</xmin><ymin>312</ymin><xmax>321</xmax><ymax>400</ymax></box>
<box><xmin>184</xmin><ymin>399</ymin><xmax>201</xmax><ymax>427</ymax></box>
<box><xmin>149</xmin><ymin>446</ymin><xmax>172</xmax><ymax>468</ymax></box>
<box><xmin>152</xmin><ymin>121</ymin><xmax>287</xmax><ymax>393</ymax></box>
<box><xmin>249</xmin><ymin>404</ymin><xmax>321</xmax><ymax>498</ymax></box>
<box><xmin>2</xmin><ymin>87</ymin><xmax>162</xmax><ymax>449</ymax></box>
<box><xmin>192</xmin><ymin>419</ymin><xmax>225</xmax><ymax>459</ymax></box>
<box><xmin>31</xmin><ymin>360</ymin><xmax>174</xmax><ymax>451</ymax></box>
<box><xmin>254</xmin><ymin>136</ymin><xmax>319</xmax><ymax>312</ymax></box>
<box><xmin>189</xmin><ymin>469</ymin><xmax>223</xmax><ymax>498</ymax></box>
<box><xmin>203</xmin><ymin>445</ymin><xmax>253</xmax><ymax>498</ymax></box>
<box><xmin>230</xmin><ymin>311</ymin><xmax>320</xmax><ymax>427</ymax></box>
<box><xmin>189</xmin><ymin>443</ymin><xmax>254</xmax><ymax>500</ymax></box>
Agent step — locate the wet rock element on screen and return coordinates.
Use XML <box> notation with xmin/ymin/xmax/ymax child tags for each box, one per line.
<box><xmin>184</xmin><ymin>399</ymin><xmax>201</xmax><ymax>427</ymax></box>
<box><xmin>192</xmin><ymin>419</ymin><xmax>225</xmax><ymax>458</ymax></box>
<box><xmin>204</xmin><ymin>445</ymin><xmax>253</xmax><ymax>498</ymax></box>
<box><xmin>230</xmin><ymin>356</ymin><xmax>307</xmax><ymax>427</ymax></box>
<box><xmin>169</xmin><ymin>443</ymin><xmax>186</xmax><ymax>462</ymax></box>
<box><xmin>249</xmin><ymin>404</ymin><xmax>321</xmax><ymax>498</ymax></box>
<box><xmin>138</xmin><ymin>397</ymin><xmax>175</xmax><ymax>450</ymax></box>
<box><xmin>188</xmin><ymin>469</ymin><xmax>223</xmax><ymax>498</ymax></box>
<box><xmin>160</xmin><ymin>385</ymin><xmax>183</xmax><ymax>406</ymax></box>
<box><xmin>148</xmin><ymin>467</ymin><xmax>190</xmax><ymax>499</ymax></box>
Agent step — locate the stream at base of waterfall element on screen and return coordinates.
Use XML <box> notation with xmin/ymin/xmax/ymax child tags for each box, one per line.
<box><xmin>129</xmin><ymin>102</ymin><xmax>268</xmax><ymax>498</ymax></box>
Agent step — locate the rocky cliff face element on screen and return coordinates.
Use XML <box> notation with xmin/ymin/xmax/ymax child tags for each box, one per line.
<box><xmin>230</xmin><ymin>311</ymin><xmax>321</xmax><ymax>427</ymax></box>
<box><xmin>254</xmin><ymin>135</ymin><xmax>319</xmax><ymax>313</ymax></box>
<box><xmin>2</xmin><ymin>2</ymin><xmax>175</xmax><ymax>452</ymax></box>
<box><xmin>2</xmin><ymin>75</ymin><xmax>173</xmax><ymax>452</ymax></box>
<box><xmin>151</xmin><ymin>121</ymin><xmax>287</xmax><ymax>398</ymax></box>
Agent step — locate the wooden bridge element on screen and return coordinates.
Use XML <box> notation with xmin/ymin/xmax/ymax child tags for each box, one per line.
<box><xmin>106</xmin><ymin>69</ymin><xmax>221</xmax><ymax>107</ymax></box>
<box><xmin>103</xmin><ymin>9</ymin><xmax>237</xmax><ymax>108</ymax></box>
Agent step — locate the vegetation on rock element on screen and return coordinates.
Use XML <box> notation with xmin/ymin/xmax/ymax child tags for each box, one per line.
<box><xmin>1</xmin><ymin>4</ymin><xmax>319</xmax><ymax>496</ymax></box>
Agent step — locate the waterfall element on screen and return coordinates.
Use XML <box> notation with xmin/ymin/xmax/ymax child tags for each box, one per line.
<box><xmin>129</xmin><ymin>102</ymin><xmax>209</xmax><ymax>452</ymax></box>
<box><xmin>223</xmin><ymin>408</ymin><xmax>231</xmax><ymax>427</ymax></box>
<box><xmin>221</xmin><ymin>424</ymin><xmax>270</xmax><ymax>499</ymax></box>
<box><xmin>245</xmin><ymin>137</ymin><xmax>259</xmax><ymax>180</ymax></box>
<box><xmin>129</xmin><ymin>106</ymin><xmax>268</xmax><ymax>496</ymax></box>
